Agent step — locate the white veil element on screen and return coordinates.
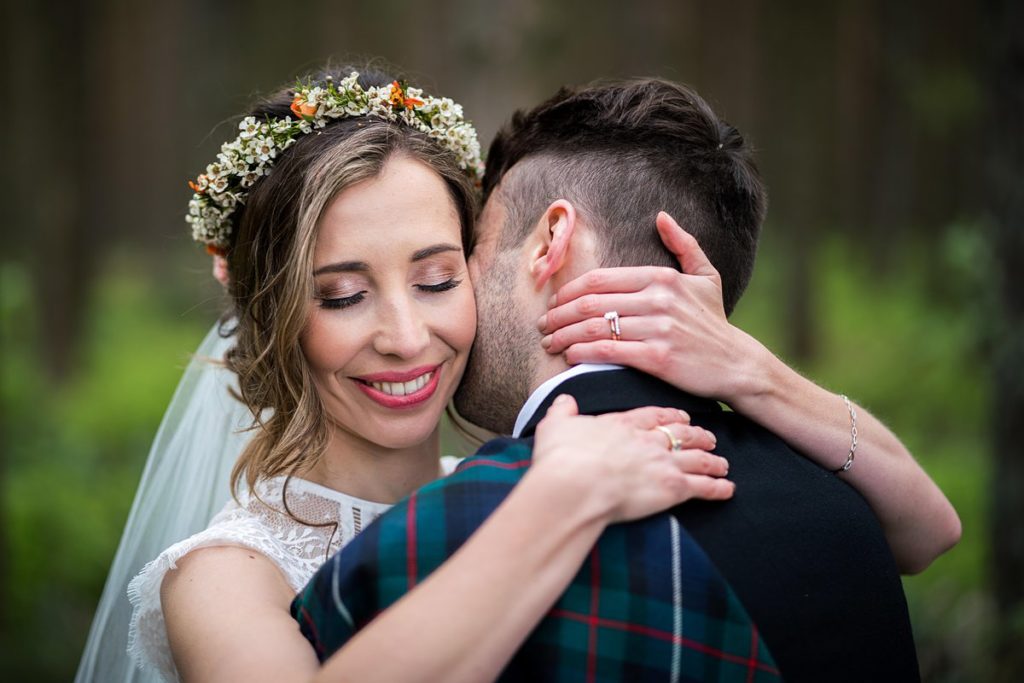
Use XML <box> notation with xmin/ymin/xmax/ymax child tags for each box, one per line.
<box><xmin>75</xmin><ymin>323</ymin><xmax>253</xmax><ymax>682</ymax></box>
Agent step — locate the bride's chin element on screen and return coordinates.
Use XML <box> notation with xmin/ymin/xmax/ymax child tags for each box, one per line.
<box><xmin>350</xmin><ymin>415</ymin><xmax>443</xmax><ymax>452</ymax></box>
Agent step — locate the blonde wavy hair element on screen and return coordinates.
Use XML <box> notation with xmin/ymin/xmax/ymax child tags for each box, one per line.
<box><xmin>220</xmin><ymin>69</ymin><xmax>477</xmax><ymax>497</ymax></box>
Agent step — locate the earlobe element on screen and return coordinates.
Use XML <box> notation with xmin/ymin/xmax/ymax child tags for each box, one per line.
<box><xmin>531</xmin><ymin>200</ymin><xmax>576</xmax><ymax>290</ymax></box>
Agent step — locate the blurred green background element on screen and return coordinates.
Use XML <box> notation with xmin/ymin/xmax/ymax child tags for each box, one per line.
<box><xmin>2</xmin><ymin>0</ymin><xmax>1021</xmax><ymax>681</ymax></box>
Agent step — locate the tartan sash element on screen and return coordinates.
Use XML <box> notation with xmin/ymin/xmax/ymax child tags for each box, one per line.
<box><xmin>292</xmin><ymin>437</ymin><xmax>781</xmax><ymax>682</ymax></box>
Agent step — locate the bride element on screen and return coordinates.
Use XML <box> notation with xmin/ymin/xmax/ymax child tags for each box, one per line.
<box><xmin>76</xmin><ymin>65</ymin><xmax>959</xmax><ymax>682</ymax></box>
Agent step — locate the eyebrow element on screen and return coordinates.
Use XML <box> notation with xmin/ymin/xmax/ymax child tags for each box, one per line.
<box><xmin>412</xmin><ymin>243</ymin><xmax>461</xmax><ymax>261</ymax></box>
<box><xmin>313</xmin><ymin>261</ymin><xmax>369</xmax><ymax>276</ymax></box>
<box><xmin>313</xmin><ymin>243</ymin><xmax>461</xmax><ymax>276</ymax></box>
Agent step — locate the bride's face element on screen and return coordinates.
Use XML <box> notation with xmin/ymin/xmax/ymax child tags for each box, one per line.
<box><xmin>301</xmin><ymin>154</ymin><xmax>476</xmax><ymax>451</ymax></box>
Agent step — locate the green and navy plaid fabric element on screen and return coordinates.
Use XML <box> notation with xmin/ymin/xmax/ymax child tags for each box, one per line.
<box><xmin>292</xmin><ymin>437</ymin><xmax>781</xmax><ymax>682</ymax></box>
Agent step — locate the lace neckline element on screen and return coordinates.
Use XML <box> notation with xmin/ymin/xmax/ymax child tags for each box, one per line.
<box><xmin>270</xmin><ymin>475</ymin><xmax>396</xmax><ymax>513</ymax></box>
<box><xmin>253</xmin><ymin>455</ymin><xmax>462</xmax><ymax>515</ymax></box>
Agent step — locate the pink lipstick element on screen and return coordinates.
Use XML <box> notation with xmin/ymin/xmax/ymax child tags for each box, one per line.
<box><xmin>352</xmin><ymin>365</ymin><xmax>442</xmax><ymax>409</ymax></box>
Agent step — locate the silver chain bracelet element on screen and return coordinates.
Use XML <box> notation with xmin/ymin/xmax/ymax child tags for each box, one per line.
<box><xmin>831</xmin><ymin>394</ymin><xmax>858</xmax><ymax>474</ymax></box>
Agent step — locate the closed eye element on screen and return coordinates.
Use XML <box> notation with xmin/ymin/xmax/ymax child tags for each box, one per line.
<box><xmin>416</xmin><ymin>278</ymin><xmax>462</xmax><ymax>293</ymax></box>
<box><xmin>319</xmin><ymin>292</ymin><xmax>367</xmax><ymax>310</ymax></box>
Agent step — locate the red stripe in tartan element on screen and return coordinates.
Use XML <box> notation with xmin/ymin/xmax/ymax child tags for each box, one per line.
<box><xmin>456</xmin><ymin>458</ymin><xmax>532</xmax><ymax>471</ymax></box>
<box><xmin>549</xmin><ymin>608</ymin><xmax>781</xmax><ymax>676</ymax></box>
<box><xmin>406</xmin><ymin>491</ymin><xmax>418</xmax><ymax>590</ymax></box>
<box><xmin>587</xmin><ymin>548</ymin><xmax>600</xmax><ymax>683</ymax></box>
<box><xmin>746</xmin><ymin>629</ymin><xmax>759</xmax><ymax>683</ymax></box>
<box><xmin>297</xmin><ymin>605</ymin><xmax>324</xmax><ymax>658</ymax></box>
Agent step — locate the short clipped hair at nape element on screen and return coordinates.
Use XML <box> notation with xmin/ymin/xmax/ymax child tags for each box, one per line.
<box><xmin>482</xmin><ymin>78</ymin><xmax>767</xmax><ymax>316</ymax></box>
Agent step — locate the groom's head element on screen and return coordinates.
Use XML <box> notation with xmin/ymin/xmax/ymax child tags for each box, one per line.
<box><xmin>455</xmin><ymin>78</ymin><xmax>766</xmax><ymax>433</ymax></box>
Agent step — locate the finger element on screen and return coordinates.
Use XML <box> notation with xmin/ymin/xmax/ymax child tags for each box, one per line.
<box><xmin>542</xmin><ymin>315</ymin><xmax>668</xmax><ymax>354</ymax></box>
<box><xmin>548</xmin><ymin>267</ymin><xmax>670</xmax><ymax>308</ymax></box>
<box><xmin>561</xmin><ymin>339</ymin><xmax>660</xmax><ymax>374</ymax></box>
<box><xmin>681</xmin><ymin>474</ymin><xmax>736</xmax><ymax>501</ymax></box>
<box><xmin>663</xmin><ymin>424</ymin><xmax>717</xmax><ymax>452</ymax></box>
<box><xmin>610</xmin><ymin>406</ymin><xmax>691</xmax><ymax>430</ymax></box>
<box><xmin>656</xmin><ymin>212</ymin><xmax>720</xmax><ymax>280</ymax></box>
<box><xmin>673</xmin><ymin>449</ymin><xmax>729</xmax><ymax>477</ymax></box>
<box><xmin>541</xmin><ymin>393</ymin><xmax>579</xmax><ymax>421</ymax></box>
<box><xmin>539</xmin><ymin>293</ymin><xmax>662</xmax><ymax>333</ymax></box>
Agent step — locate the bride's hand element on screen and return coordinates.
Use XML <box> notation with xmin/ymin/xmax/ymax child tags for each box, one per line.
<box><xmin>530</xmin><ymin>394</ymin><xmax>733</xmax><ymax>524</ymax></box>
<box><xmin>537</xmin><ymin>211</ymin><xmax>765</xmax><ymax>403</ymax></box>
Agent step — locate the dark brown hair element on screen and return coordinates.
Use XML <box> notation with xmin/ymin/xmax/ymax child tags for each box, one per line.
<box><xmin>482</xmin><ymin>78</ymin><xmax>766</xmax><ymax>315</ymax></box>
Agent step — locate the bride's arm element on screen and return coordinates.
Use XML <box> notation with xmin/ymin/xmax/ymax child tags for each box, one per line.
<box><xmin>313</xmin><ymin>400</ymin><xmax>730</xmax><ymax>683</ymax></box>
<box><xmin>537</xmin><ymin>211</ymin><xmax>961</xmax><ymax>575</ymax></box>
<box><xmin>162</xmin><ymin>401</ymin><xmax>731</xmax><ymax>682</ymax></box>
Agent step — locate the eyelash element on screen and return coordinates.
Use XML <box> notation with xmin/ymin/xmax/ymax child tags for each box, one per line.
<box><xmin>417</xmin><ymin>278</ymin><xmax>462</xmax><ymax>293</ymax></box>
<box><xmin>318</xmin><ymin>278</ymin><xmax>462</xmax><ymax>310</ymax></box>
<box><xmin>319</xmin><ymin>292</ymin><xmax>366</xmax><ymax>310</ymax></box>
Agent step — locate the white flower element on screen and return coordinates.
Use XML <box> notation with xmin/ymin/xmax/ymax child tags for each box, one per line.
<box><xmin>186</xmin><ymin>71</ymin><xmax>484</xmax><ymax>251</ymax></box>
<box><xmin>340</xmin><ymin>72</ymin><xmax>360</xmax><ymax>89</ymax></box>
<box><xmin>238</xmin><ymin>116</ymin><xmax>261</xmax><ymax>139</ymax></box>
<box><xmin>254</xmin><ymin>137</ymin><xmax>276</xmax><ymax>162</ymax></box>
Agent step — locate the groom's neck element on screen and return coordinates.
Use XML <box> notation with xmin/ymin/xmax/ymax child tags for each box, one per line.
<box><xmin>526</xmin><ymin>352</ymin><xmax>575</xmax><ymax>399</ymax></box>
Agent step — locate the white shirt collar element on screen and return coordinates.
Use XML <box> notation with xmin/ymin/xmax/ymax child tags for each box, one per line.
<box><xmin>511</xmin><ymin>363</ymin><xmax>625</xmax><ymax>437</ymax></box>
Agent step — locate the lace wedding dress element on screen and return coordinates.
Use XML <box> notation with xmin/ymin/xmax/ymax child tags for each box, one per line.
<box><xmin>127</xmin><ymin>458</ymin><xmax>461</xmax><ymax>681</ymax></box>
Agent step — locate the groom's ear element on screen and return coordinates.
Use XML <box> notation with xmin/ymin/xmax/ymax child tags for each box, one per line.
<box><xmin>529</xmin><ymin>200</ymin><xmax>577</xmax><ymax>291</ymax></box>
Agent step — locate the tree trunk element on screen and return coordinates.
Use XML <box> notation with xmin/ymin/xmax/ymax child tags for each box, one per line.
<box><xmin>988</xmin><ymin>0</ymin><xmax>1024</xmax><ymax>680</ymax></box>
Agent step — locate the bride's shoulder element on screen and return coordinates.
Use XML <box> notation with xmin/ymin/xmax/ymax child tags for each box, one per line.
<box><xmin>126</xmin><ymin>487</ymin><xmax>302</xmax><ymax>679</ymax></box>
<box><xmin>160</xmin><ymin>543</ymin><xmax>294</xmax><ymax>637</ymax></box>
<box><xmin>153</xmin><ymin>536</ymin><xmax>305</xmax><ymax>680</ymax></box>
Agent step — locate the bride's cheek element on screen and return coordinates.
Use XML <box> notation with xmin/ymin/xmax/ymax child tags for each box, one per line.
<box><xmin>300</xmin><ymin>311</ymin><xmax>352</xmax><ymax>373</ymax></box>
<box><xmin>447</xmin><ymin>287</ymin><xmax>477</xmax><ymax>353</ymax></box>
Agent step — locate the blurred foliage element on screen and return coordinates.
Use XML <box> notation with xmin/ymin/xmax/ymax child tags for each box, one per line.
<box><xmin>0</xmin><ymin>252</ymin><xmax>216</xmax><ymax>679</ymax></box>
<box><xmin>3</xmin><ymin>0</ymin><xmax>1010</xmax><ymax>680</ymax></box>
<box><xmin>0</xmin><ymin>221</ymin><xmax>993</xmax><ymax>680</ymax></box>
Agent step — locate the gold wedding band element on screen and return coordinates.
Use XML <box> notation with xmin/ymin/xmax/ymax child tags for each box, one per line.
<box><xmin>604</xmin><ymin>310</ymin><xmax>621</xmax><ymax>341</ymax></box>
<box><xmin>656</xmin><ymin>425</ymin><xmax>683</xmax><ymax>451</ymax></box>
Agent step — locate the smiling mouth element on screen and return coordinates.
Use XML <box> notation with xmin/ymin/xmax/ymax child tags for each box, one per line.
<box><xmin>359</xmin><ymin>371</ymin><xmax>435</xmax><ymax>396</ymax></box>
<box><xmin>352</xmin><ymin>366</ymin><xmax>443</xmax><ymax>409</ymax></box>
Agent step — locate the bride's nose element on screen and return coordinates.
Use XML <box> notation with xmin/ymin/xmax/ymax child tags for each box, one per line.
<box><xmin>372</xmin><ymin>291</ymin><xmax>431</xmax><ymax>359</ymax></box>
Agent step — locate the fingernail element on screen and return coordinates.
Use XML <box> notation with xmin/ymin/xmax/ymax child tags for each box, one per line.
<box><xmin>554</xmin><ymin>394</ymin><xmax>571</xmax><ymax>405</ymax></box>
<box><xmin>678</xmin><ymin>410</ymin><xmax>690</xmax><ymax>422</ymax></box>
<box><xmin>548</xmin><ymin>293</ymin><xmax>557</xmax><ymax>308</ymax></box>
<box><xmin>540</xmin><ymin>335</ymin><xmax>552</xmax><ymax>349</ymax></box>
<box><xmin>706</xmin><ymin>430</ymin><xmax>716</xmax><ymax>445</ymax></box>
<box><xmin>537</xmin><ymin>314</ymin><xmax>547</xmax><ymax>331</ymax></box>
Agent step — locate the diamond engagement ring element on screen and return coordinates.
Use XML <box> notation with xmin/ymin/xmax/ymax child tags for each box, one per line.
<box><xmin>604</xmin><ymin>311</ymin><xmax>621</xmax><ymax>341</ymax></box>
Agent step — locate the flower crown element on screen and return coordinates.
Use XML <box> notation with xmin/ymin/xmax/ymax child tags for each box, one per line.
<box><xmin>186</xmin><ymin>72</ymin><xmax>484</xmax><ymax>254</ymax></box>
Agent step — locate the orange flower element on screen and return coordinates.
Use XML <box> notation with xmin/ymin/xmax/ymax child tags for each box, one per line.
<box><xmin>290</xmin><ymin>95</ymin><xmax>317</xmax><ymax>119</ymax></box>
<box><xmin>389</xmin><ymin>81</ymin><xmax>423</xmax><ymax>110</ymax></box>
<box><xmin>206</xmin><ymin>244</ymin><xmax>227</xmax><ymax>257</ymax></box>
<box><xmin>188</xmin><ymin>174</ymin><xmax>207</xmax><ymax>194</ymax></box>
<box><xmin>389</xmin><ymin>81</ymin><xmax>405</xmax><ymax>107</ymax></box>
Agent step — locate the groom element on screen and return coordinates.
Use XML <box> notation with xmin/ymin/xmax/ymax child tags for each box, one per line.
<box><xmin>292</xmin><ymin>79</ymin><xmax>920</xmax><ymax>681</ymax></box>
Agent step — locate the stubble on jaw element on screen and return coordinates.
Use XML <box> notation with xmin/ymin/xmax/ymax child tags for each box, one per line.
<box><xmin>454</xmin><ymin>249</ymin><xmax>536</xmax><ymax>435</ymax></box>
